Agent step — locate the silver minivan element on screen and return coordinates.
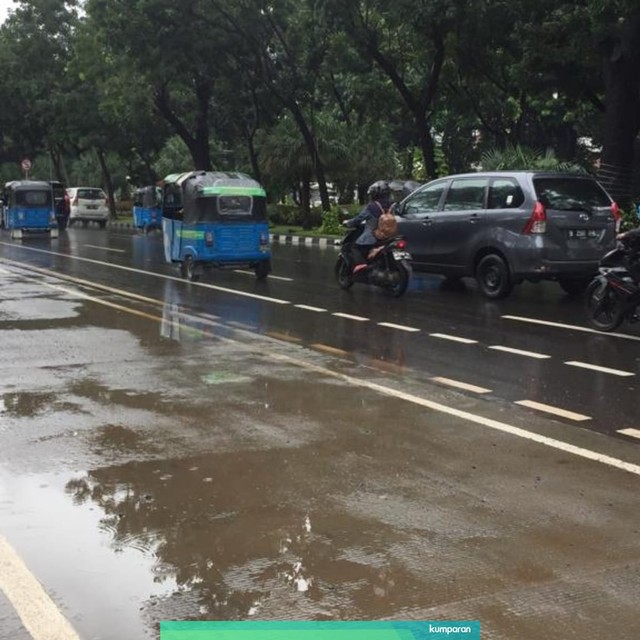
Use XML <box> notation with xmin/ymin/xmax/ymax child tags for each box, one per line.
<box><xmin>395</xmin><ymin>171</ymin><xmax>620</xmax><ymax>298</ymax></box>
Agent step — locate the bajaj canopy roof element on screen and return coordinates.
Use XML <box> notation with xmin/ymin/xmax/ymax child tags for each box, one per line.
<box><xmin>5</xmin><ymin>180</ymin><xmax>52</xmax><ymax>192</ymax></box>
<box><xmin>163</xmin><ymin>171</ymin><xmax>266</xmax><ymax>198</ymax></box>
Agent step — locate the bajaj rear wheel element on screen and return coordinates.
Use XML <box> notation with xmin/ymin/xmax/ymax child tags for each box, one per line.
<box><xmin>585</xmin><ymin>279</ymin><xmax>624</xmax><ymax>332</ymax></box>
<box><xmin>255</xmin><ymin>259</ymin><xmax>271</xmax><ymax>281</ymax></box>
<box><xmin>181</xmin><ymin>256</ymin><xmax>200</xmax><ymax>282</ymax></box>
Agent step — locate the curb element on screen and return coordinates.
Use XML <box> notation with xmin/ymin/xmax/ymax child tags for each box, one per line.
<box><xmin>108</xmin><ymin>221</ymin><xmax>341</xmax><ymax>248</ymax></box>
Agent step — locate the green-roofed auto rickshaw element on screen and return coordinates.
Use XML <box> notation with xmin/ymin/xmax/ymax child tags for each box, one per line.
<box><xmin>161</xmin><ymin>171</ymin><xmax>271</xmax><ymax>281</ymax></box>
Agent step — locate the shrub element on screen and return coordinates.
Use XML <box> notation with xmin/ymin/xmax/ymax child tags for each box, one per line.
<box><xmin>620</xmin><ymin>205</ymin><xmax>640</xmax><ymax>231</ymax></box>
<box><xmin>320</xmin><ymin>206</ymin><xmax>344</xmax><ymax>235</ymax></box>
<box><xmin>267</xmin><ymin>204</ymin><xmax>300</xmax><ymax>225</ymax></box>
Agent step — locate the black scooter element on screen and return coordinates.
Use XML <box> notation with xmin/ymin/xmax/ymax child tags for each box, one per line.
<box><xmin>335</xmin><ymin>227</ymin><xmax>413</xmax><ymax>297</ymax></box>
<box><xmin>585</xmin><ymin>230</ymin><xmax>640</xmax><ymax>332</ymax></box>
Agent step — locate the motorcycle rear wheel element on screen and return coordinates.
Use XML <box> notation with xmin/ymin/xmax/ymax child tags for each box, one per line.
<box><xmin>387</xmin><ymin>264</ymin><xmax>410</xmax><ymax>298</ymax></box>
<box><xmin>335</xmin><ymin>256</ymin><xmax>354</xmax><ymax>290</ymax></box>
<box><xmin>585</xmin><ymin>279</ymin><xmax>624</xmax><ymax>332</ymax></box>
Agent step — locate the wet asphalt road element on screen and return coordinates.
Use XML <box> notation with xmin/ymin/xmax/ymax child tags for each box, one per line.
<box><xmin>0</xmin><ymin>227</ymin><xmax>639</xmax><ymax>640</ymax></box>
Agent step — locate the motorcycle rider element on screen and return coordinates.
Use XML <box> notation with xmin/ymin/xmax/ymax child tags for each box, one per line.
<box><xmin>342</xmin><ymin>180</ymin><xmax>392</xmax><ymax>274</ymax></box>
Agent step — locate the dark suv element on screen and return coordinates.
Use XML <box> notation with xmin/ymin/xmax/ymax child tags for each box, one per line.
<box><xmin>394</xmin><ymin>171</ymin><xmax>620</xmax><ymax>298</ymax></box>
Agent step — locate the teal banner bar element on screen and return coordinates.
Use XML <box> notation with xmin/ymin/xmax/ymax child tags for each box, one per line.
<box><xmin>160</xmin><ymin>621</ymin><xmax>481</xmax><ymax>640</ymax></box>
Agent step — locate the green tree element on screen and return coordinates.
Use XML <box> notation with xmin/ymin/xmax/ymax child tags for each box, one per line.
<box><xmin>0</xmin><ymin>0</ymin><xmax>77</xmax><ymax>171</ymax></box>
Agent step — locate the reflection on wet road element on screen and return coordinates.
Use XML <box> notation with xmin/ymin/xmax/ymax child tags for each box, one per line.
<box><xmin>0</xmin><ymin>230</ymin><xmax>639</xmax><ymax>640</ymax></box>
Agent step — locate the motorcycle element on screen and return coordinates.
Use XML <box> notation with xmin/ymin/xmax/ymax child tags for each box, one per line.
<box><xmin>585</xmin><ymin>230</ymin><xmax>640</xmax><ymax>332</ymax></box>
<box><xmin>335</xmin><ymin>226</ymin><xmax>413</xmax><ymax>297</ymax></box>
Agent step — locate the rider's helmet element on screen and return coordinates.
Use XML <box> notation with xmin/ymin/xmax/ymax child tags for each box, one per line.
<box><xmin>367</xmin><ymin>180</ymin><xmax>391</xmax><ymax>200</ymax></box>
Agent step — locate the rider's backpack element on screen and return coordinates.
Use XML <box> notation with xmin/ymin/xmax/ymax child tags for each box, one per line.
<box><xmin>373</xmin><ymin>201</ymin><xmax>399</xmax><ymax>241</ymax></box>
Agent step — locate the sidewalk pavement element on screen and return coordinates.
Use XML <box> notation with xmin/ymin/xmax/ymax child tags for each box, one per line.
<box><xmin>109</xmin><ymin>220</ymin><xmax>341</xmax><ymax>248</ymax></box>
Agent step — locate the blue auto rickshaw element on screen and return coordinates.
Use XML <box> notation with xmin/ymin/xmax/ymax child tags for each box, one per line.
<box><xmin>1</xmin><ymin>180</ymin><xmax>58</xmax><ymax>239</ymax></box>
<box><xmin>132</xmin><ymin>185</ymin><xmax>162</xmax><ymax>233</ymax></box>
<box><xmin>161</xmin><ymin>171</ymin><xmax>271</xmax><ymax>281</ymax></box>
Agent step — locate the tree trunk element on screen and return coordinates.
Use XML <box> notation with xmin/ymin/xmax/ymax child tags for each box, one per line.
<box><xmin>597</xmin><ymin>13</ymin><xmax>640</xmax><ymax>210</ymax></box>
<box><xmin>288</xmin><ymin>100</ymin><xmax>331</xmax><ymax>211</ymax></box>
<box><xmin>300</xmin><ymin>172</ymin><xmax>312</xmax><ymax>229</ymax></box>
<box><xmin>402</xmin><ymin>148</ymin><xmax>414</xmax><ymax>179</ymax></box>
<box><xmin>417</xmin><ymin>115</ymin><xmax>438</xmax><ymax>179</ymax></box>
<box><xmin>154</xmin><ymin>81</ymin><xmax>212</xmax><ymax>171</ymax></box>
<box><xmin>246</xmin><ymin>131</ymin><xmax>262</xmax><ymax>184</ymax></box>
<box><xmin>96</xmin><ymin>147</ymin><xmax>117</xmax><ymax>219</ymax></box>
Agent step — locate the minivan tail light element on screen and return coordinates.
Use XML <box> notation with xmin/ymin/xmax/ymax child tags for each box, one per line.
<box><xmin>523</xmin><ymin>201</ymin><xmax>547</xmax><ymax>234</ymax></box>
<box><xmin>611</xmin><ymin>201</ymin><xmax>621</xmax><ymax>232</ymax></box>
<box><xmin>72</xmin><ymin>196</ymin><xmax>78</xmax><ymax>206</ymax></box>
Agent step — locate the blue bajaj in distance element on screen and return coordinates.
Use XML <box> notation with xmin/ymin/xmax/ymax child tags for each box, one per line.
<box><xmin>161</xmin><ymin>171</ymin><xmax>271</xmax><ymax>281</ymax></box>
<box><xmin>133</xmin><ymin>185</ymin><xmax>162</xmax><ymax>233</ymax></box>
<box><xmin>2</xmin><ymin>180</ymin><xmax>58</xmax><ymax>239</ymax></box>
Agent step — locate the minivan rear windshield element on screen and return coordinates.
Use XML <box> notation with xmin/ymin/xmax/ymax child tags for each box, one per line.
<box><xmin>533</xmin><ymin>177</ymin><xmax>611</xmax><ymax>211</ymax></box>
<box><xmin>77</xmin><ymin>189</ymin><xmax>104</xmax><ymax>200</ymax></box>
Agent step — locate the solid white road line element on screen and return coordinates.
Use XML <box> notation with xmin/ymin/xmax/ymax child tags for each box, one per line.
<box><xmin>378</xmin><ymin>322</ymin><xmax>420</xmax><ymax>332</ymax></box>
<box><xmin>502</xmin><ymin>314</ymin><xmax>640</xmax><ymax>342</ymax></box>
<box><xmin>618</xmin><ymin>428</ymin><xmax>640</xmax><ymax>440</ymax></box>
<box><xmin>515</xmin><ymin>399</ymin><xmax>591</xmax><ymax>422</ymax></box>
<box><xmin>489</xmin><ymin>345</ymin><xmax>551</xmax><ymax>359</ymax></box>
<box><xmin>0</xmin><ymin>534</ymin><xmax>82</xmax><ymax>640</ymax></box>
<box><xmin>429</xmin><ymin>333</ymin><xmax>478</xmax><ymax>344</ymax></box>
<box><xmin>565</xmin><ymin>361</ymin><xmax>635</xmax><ymax>377</ymax></box>
<box><xmin>431</xmin><ymin>377</ymin><xmax>492</xmax><ymax>394</ymax></box>
<box><xmin>273</xmin><ymin>353</ymin><xmax>640</xmax><ymax>476</ymax></box>
<box><xmin>0</xmin><ymin>249</ymin><xmax>292</xmax><ymax>305</ymax></box>
<box><xmin>294</xmin><ymin>304</ymin><xmax>327</xmax><ymax>312</ymax></box>
<box><xmin>332</xmin><ymin>312</ymin><xmax>369</xmax><ymax>322</ymax></box>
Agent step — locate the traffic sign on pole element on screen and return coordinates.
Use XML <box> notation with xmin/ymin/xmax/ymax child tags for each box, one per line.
<box><xmin>21</xmin><ymin>158</ymin><xmax>32</xmax><ymax>178</ymax></box>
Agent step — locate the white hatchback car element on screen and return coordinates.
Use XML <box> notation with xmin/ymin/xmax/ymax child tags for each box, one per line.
<box><xmin>67</xmin><ymin>187</ymin><xmax>109</xmax><ymax>228</ymax></box>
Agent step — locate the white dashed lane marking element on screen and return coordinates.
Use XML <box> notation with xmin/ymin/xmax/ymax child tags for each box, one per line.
<box><xmin>515</xmin><ymin>399</ymin><xmax>591</xmax><ymax>422</ymax></box>
<box><xmin>234</xmin><ymin>269</ymin><xmax>293</xmax><ymax>281</ymax></box>
<box><xmin>617</xmin><ymin>428</ymin><xmax>640</xmax><ymax>440</ymax></box>
<box><xmin>332</xmin><ymin>312</ymin><xmax>369</xmax><ymax>322</ymax></box>
<box><xmin>429</xmin><ymin>333</ymin><xmax>478</xmax><ymax>344</ymax></box>
<box><xmin>489</xmin><ymin>345</ymin><xmax>551</xmax><ymax>359</ymax></box>
<box><xmin>502</xmin><ymin>314</ymin><xmax>640</xmax><ymax>342</ymax></box>
<box><xmin>294</xmin><ymin>304</ymin><xmax>327</xmax><ymax>312</ymax></box>
<box><xmin>83</xmin><ymin>244</ymin><xmax>125</xmax><ymax>253</ymax></box>
<box><xmin>565</xmin><ymin>361</ymin><xmax>635</xmax><ymax>377</ymax></box>
<box><xmin>431</xmin><ymin>377</ymin><xmax>492</xmax><ymax>394</ymax></box>
<box><xmin>378</xmin><ymin>322</ymin><xmax>420</xmax><ymax>332</ymax></box>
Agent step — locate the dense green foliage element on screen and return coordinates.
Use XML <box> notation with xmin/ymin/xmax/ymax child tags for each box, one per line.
<box><xmin>1</xmin><ymin>0</ymin><xmax>640</xmax><ymax>223</ymax></box>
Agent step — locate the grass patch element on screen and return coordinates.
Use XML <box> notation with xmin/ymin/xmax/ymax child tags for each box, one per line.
<box><xmin>268</xmin><ymin>224</ymin><xmax>341</xmax><ymax>238</ymax></box>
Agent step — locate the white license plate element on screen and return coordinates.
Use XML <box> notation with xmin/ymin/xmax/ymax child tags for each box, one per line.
<box><xmin>393</xmin><ymin>251</ymin><xmax>412</xmax><ymax>260</ymax></box>
<box><xmin>568</xmin><ymin>229</ymin><xmax>599</xmax><ymax>239</ymax></box>
<box><xmin>86</xmin><ymin>204</ymin><xmax>98</xmax><ymax>210</ymax></box>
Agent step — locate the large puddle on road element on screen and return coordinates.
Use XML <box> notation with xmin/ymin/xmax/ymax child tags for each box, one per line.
<box><xmin>1</xmin><ymin>269</ymin><xmax>640</xmax><ymax>640</ymax></box>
